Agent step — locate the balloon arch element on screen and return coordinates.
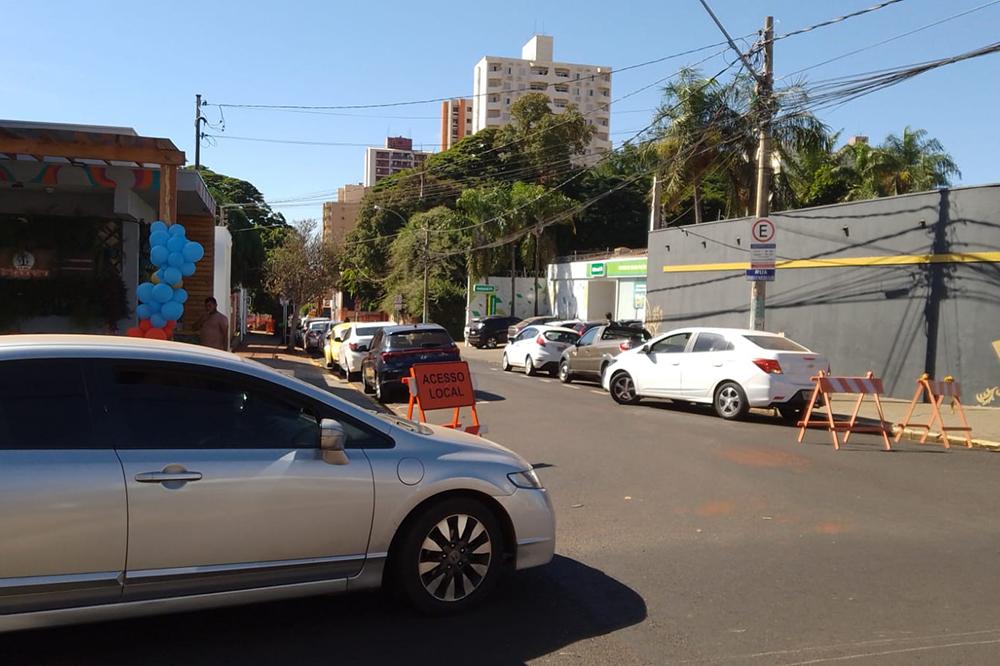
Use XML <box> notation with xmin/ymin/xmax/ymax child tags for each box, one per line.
<box><xmin>126</xmin><ymin>220</ymin><xmax>205</xmax><ymax>339</ymax></box>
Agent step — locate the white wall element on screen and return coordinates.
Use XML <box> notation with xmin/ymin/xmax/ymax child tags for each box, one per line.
<box><xmin>466</xmin><ymin>276</ymin><xmax>550</xmax><ymax>328</ymax></box>
<box><xmin>213</xmin><ymin>226</ymin><xmax>232</xmax><ymax>321</ymax></box>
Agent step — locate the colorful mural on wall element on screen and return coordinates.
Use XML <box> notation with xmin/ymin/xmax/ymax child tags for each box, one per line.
<box><xmin>125</xmin><ymin>221</ymin><xmax>204</xmax><ymax>340</ymax></box>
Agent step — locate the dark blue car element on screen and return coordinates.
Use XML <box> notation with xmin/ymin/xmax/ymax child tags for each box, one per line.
<box><xmin>361</xmin><ymin>324</ymin><xmax>461</xmax><ymax>402</ymax></box>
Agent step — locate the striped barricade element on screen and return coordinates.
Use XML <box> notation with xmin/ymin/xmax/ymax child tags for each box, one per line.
<box><xmin>895</xmin><ymin>374</ymin><xmax>973</xmax><ymax>448</ymax></box>
<box><xmin>797</xmin><ymin>371</ymin><xmax>892</xmax><ymax>451</ymax></box>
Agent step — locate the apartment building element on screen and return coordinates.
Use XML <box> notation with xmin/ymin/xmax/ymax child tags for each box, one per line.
<box><xmin>472</xmin><ymin>35</ymin><xmax>612</xmax><ymax>155</ymax></box>
<box><xmin>363</xmin><ymin>136</ymin><xmax>430</xmax><ymax>187</ymax></box>
<box><xmin>440</xmin><ymin>98</ymin><xmax>473</xmax><ymax>151</ymax></box>
<box><xmin>322</xmin><ymin>183</ymin><xmax>367</xmax><ymax>247</ymax></box>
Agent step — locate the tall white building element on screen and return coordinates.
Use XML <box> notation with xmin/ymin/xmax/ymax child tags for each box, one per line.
<box><xmin>363</xmin><ymin>136</ymin><xmax>430</xmax><ymax>187</ymax></box>
<box><xmin>472</xmin><ymin>35</ymin><xmax>612</xmax><ymax>155</ymax></box>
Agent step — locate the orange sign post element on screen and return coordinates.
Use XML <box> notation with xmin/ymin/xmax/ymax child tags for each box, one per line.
<box><xmin>796</xmin><ymin>371</ymin><xmax>892</xmax><ymax>451</ymax></box>
<box><xmin>895</xmin><ymin>374</ymin><xmax>973</xmax><ymax>448</ymax></box>
<box><xmin>402</xmin><ymin>361</ymin><xmax>482</xmax><ymax>435</ymax></box>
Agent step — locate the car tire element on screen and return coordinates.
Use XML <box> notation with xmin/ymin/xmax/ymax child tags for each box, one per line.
<box><xmin>501</xmin><ymin>353</ymin><xmax>511</xmax><ymax>372</ymax></box>
<box><xmin>558</xmin><ymin>360</ymin><xmax>573</xmax><ymax>384</ymax></box>
<box><xmin>362</xmin><ymin>371</ymin><xmax>374</xmax><ymax>394</ymax></box>
<box><xmin>714</xmin><ymin>381</ymin><xmax>749</xmax><ymax>420</ymax></box>
<box><xmin>777</xmin><ymin>405</ymin><xmax>803</xmax><ymax>424</ymax></box>
<box><xmin>609</xmin><ymin>371</ymin><xmax>640</xmax><ymax>405</ymax></box>
<box><xmin>375</xmin><ymin>375</ymin><xmax>389</xmax><ymax>403</ymax></box>
<box><xmin>524</xmin><ymin>356</ymin><xmax>536</xmax><ymax>376</ymax></box>
<box><xmin>394</xmin><ymin>497</ymin><xmax>505</xmax><ymax>615</ymax></box>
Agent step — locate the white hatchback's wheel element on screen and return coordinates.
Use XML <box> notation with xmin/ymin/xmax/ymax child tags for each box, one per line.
<box><xmin>395</xmin><ymin>497</ymin><xmax>504</xmax><ymax>614</ymax></box>
<box><xmin>501</xmin><ymin>353</ymin><xmax>511</xmax><ymax>371</ymax></box>
<box><xmin>609</xmin><ymin>371</ymin><xmax>640</xmax><ymax>405</ymax></box>
<box><xmin>714</xmin><ymin>381</ymin><xmax>749</xmax><ymax>420</ymax></box>
<box><xmin>524</xmin><ymin>356</ymin><xmax>536</xmax><ymax>376</ymax></box>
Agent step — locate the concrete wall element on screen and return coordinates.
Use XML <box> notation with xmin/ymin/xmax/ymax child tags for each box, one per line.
<box><xmin>646</xmin><ymin>185</ymin><xmax>1000</xmax><ymax>402</ymax></box>
<box><xmin>466</xmin><ymin>276</ymin><xmax>550</xmax><ymax>325</ymax></box>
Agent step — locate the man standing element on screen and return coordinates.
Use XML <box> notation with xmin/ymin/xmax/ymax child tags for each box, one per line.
<box><xmin>195</xmin><ymin>297</ymin><xmax>229</xmax><ymax>351</ymax></box>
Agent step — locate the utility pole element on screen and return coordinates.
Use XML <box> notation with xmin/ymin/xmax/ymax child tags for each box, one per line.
<box><xmin>649</xmin><ymin>175</ymin><xmax>661</xmax><ymax>232</ymax></box>
<box><xmin>749</xmin><ymin>16</ymin><xmax>774</xmax><ymax>331</ymax></box>
<box><xmin>194</xmin><ymin>94</ymin><xmax>204</xmax><ymax>171</ymax></box>
<box><xmin>422</xmin><ymin>226</ymin><xmax>430</xmax><ymax>323</ymax></box>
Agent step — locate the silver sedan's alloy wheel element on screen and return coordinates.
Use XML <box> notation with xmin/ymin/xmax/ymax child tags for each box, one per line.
<box><xmin>558</xmin><ymin>360</ymin><xmax>572</xmax><ymax>383</ymax></box>
<box><xmin>418</xmin><ymin>514</ymin><xmax>492</xmax><ymax>602</ymax></box>
<box><xmin>611</xmin><ymin>372</ymin><xmax>637</xmax><ymax>404</ymax></box>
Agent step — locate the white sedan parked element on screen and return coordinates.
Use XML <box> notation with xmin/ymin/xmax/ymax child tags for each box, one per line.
<box><xmin>501</xmin><ymin>325</ymin><xmax>580</xmax><ymax>377</ymax></box>
<box><xmin>602</xmin><ymin>327</ymin><xmax>829</xmax><ymax>420</ymax></box>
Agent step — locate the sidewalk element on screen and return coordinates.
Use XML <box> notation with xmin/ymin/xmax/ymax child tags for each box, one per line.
<box><xmin>237</xmin><ymin>333</ymin><xmax>388</xmax><ymax>414</ymax></box>
<box><xmin>816</xmin><ymin>395</ymin><xmax>999</xmax><ymax>450</ymax></box>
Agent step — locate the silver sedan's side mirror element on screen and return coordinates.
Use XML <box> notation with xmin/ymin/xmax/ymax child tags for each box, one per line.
<box><xmin>320</xmin><ymin>418</ymin><xmax>349</xmax><ymax>465</ymax></box>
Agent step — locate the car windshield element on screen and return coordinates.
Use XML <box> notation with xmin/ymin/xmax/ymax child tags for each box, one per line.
<box><xmin>309</xmin><ymin>322</ymin><xmax>328</xmax><ymax>330</ymax></box>
<box><xmin>355</xmin><ymin>326</ymin><xmax>382</xmax><ymax>336</ymax></box>
<box><xmin>388</xmin><ymin>329</ymin><xmax>454</xmax><ymax>349</ymax></box>
<box><xmin>543</xmin><ymin>330</ymin><xmax>580</xmax><ymax>344</ymax></box>
<box><xmin>744</xmin><ymin>335</ymin><xmax>810</xmax><ymax>352</ymax></box>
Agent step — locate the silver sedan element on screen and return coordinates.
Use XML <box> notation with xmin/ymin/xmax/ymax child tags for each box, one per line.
<box><xmin>0</xmin><ymin>335</ymin><xmax>554</xmax><ymax>631</ymax></box>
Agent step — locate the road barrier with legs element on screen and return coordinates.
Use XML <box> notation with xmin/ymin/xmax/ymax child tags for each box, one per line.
<box><xmin>403</xmin><ymin>361</ymin><xmax>483</xmax><ymax>435</ymax></box>
<box><xmin>797</xmin><ymin>371</ymin><xmax>892</xmax><ymax>450</ymax></box>
<box><xmin>895</xmin><ymin>374</ymin><xmax>973</xmax><ymax>448</ymax></box>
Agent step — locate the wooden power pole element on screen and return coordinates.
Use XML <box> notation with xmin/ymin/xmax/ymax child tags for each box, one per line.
<box><xmin>749</xmin><ymin>16</ymin><xmax>774</xmax><ymax>331</ymax></box>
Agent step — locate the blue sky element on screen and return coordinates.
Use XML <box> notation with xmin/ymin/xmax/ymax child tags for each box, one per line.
<box><xmin>6</xmin><ymin>0</ymin><xmax>999</xmax><ymax>222</ymax></box>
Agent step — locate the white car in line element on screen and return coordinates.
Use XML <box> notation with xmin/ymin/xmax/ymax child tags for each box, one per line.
<box><xmin>601</xmin><ymin>327</ymin><xmax>829</xmax><ymax>420</ymax></box>
<box><xmin>338</xmin><ymin>321</ymin><xmax>393</xmax><ymax>381</ymax></box>
<box><xmin>501</xmin><ymin>325</ymin><xmax>581</xmax><ymax>377</ymax></box>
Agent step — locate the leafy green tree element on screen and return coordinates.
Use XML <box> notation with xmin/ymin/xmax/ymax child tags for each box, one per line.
<box><xmin>498</xmin><ymin>93</ymin><xmax>594</xmax><ymax>183</ymax></box>
<box><xmin>263</xmin><ymin>219</ymin><xmax>338</xmax><ymax>350</ymax></box>
<box><xmin>865</xmin><ymin>127</ymin><xmax>960</xmax><ymax>197</ymax></box>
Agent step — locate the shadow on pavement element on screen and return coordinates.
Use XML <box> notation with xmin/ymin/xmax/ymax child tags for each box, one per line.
<box><xmin>0</xmin><ymin>556</ymin><xmax>646</xmax><ymax>666</ymax></box>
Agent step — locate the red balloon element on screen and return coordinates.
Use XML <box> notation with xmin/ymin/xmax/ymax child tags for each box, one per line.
<box><xmin>126</xmin><ymin>327</ymin><xmax>143</xmax><ymax>337</ymax></box>
<box><xmin>145</xmin><ymin>328</ymin><xmax>167</xmax><ymax>340</ymax></box>
<box><xmin>139</xmin><ymin>319</ymin><xmax>152</xmax><ymax>331</ymax></box>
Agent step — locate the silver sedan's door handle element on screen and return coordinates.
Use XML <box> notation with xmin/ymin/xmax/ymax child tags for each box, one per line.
<box><xmin>135</xmin><ymin>471</ymin><xmax>203</xmax><ymax>483</ymax></box>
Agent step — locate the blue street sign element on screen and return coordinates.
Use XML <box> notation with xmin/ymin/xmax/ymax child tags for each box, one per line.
<box><xmin>746</xmin><ymin>268</ymin><xmax>775</xmax><ymax>281</ymax></box>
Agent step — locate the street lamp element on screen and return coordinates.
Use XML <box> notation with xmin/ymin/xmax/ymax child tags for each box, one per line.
<box><xmin>374</xmin><ymin>205</ymin><xmax>429</xmax><ymax>324</ymax></box>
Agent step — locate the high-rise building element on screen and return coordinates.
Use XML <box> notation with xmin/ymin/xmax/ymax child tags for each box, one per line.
<box><xmin>322</xmin><ymin>184</ymin><xmax>367</xmax><ymax>247</ymax></box>
<box><xmin>472</xmin><ymin>35</ymin><xmax>612</xmax><ymax>155</ymax></box>
<box><xmin>440</xmin><ymin>98</ymin><xmax>473</xmax><ymax>151</ymax></box>
<box><xmin>363</xmin><ymin>136</ymin><xmax>430</xmax><ymax>187</ymax></box>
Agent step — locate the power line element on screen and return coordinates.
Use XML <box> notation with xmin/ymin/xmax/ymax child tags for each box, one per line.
<box><xmin>210</xmin><ymin>39</ymin><xmax>749</xmax><ymax>112</ymax></box>
<box><xmin>778</xmin><ymin>0</ymin><xmax>1000</xmax><ymax>81</ymax></box>
<box><xmin>773</xmin><ymin>0</ymin><xmax>907</xmax><ymax>41</ymax></box>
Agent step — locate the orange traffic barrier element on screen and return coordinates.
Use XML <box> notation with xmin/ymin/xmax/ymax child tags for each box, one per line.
<box><xmin>403</xmin><ymin>361</ymin><xmax>482</xmax><ymax>435</ymax></box>
<box><xmin>895</xmin><ymin>374</ymin><xmax>973</xmax><ymax>448</ymax></box>
<box><xmin>797</xmin><ymin>371</ymin><xmax>892</xmax><ymax>450</ymax></box>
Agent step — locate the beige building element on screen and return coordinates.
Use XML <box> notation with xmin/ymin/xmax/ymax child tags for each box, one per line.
<box><xmin>322</xmin><ymin>184</ymin><xmax>367</xmax><ymax>247</ymax></box>
<box><xmin>440</xmin><ymin>98</ymin><xmax>473</xmax><ymax>150</ymax></box>
<box><xmin>472</xmin><ymin>35</ymin><xmax>612</xmax><ymax>155</ymax></box>
<box><xmin>363</xmin><ymin>136</ymin><xmax>430</xmax><ymax>187</ymax></box>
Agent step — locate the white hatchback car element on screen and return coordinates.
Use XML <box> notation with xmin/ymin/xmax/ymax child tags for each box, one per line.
<box><xmin>338</xmin><ymin>321</ymin><xmax>393</xmax><ymax>380</ymax></box>
<box><xmin>602</xmin><ymin>327</ymin><xmax>829</xmax><ymax>420</ymax></box>
<box><xmin>501</xmin><ymin>325</ymin><xmax>580</xmax><ymax>377</ymax></box>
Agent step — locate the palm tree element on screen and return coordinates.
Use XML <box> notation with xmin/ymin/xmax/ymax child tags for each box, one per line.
<box><xmin>874</xmin><ymin>126</ymin><xmax>961</xmax><ymax>196</ymax></box>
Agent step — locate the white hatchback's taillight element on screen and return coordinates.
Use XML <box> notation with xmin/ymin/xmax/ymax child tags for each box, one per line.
<box><xmin>535</xmin><ymin>335</ymin><xmax>546</xmax><ymax>347</ymax></box>
<box><xmin>619</xmin><ymin>341</ymin><xmax>632</xmax><ymax>352</ymax></box>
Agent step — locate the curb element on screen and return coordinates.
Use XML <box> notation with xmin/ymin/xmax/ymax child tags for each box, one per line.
<box><xmin>894</xmin><ymin>426</ymin><xmax>1000</xmax><ymax>451</ymax></box>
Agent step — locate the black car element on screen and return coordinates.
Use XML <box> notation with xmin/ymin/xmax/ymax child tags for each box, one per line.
<box><xmin>467</xmin><ymin>315</ymin><xmax>519</xmax><ymax>348</ymax></box>
<box><xmin>361</xmin><ymin>324</ymin><xmax>461</xmax><ymax>402</ymax></box>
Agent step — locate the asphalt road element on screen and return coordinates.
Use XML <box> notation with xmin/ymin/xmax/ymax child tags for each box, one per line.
<box><xmin>4</xmin><ymin>345</ymin><xmax>1000</xmax><ymax>665</ymax></box>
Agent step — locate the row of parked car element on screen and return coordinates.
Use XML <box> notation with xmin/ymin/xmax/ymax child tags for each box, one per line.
<box><xmin>483</xmin><ymin>315</ymin><xmax>830</xmax><ymax>422</ymax></box>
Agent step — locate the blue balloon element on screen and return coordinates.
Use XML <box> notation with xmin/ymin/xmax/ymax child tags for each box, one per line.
<box><xmin>150</xmin><ymin>313</ymin><xmax>167</xmax><ymax>329</ymax></box>
<box><xmin>182</xmin><ymin>241</ymin><xmax>205</xmax><ymax>263</ymax></box>
<box><xmin>150</xmin><ymin>245</ymin><xmax>169</xmax><ymax>267</ymax></box>
<box><xmin>152</xmin><ymin>283</ymin><xmax>173</xmax><ymax>303</ymax></box>
<box><xmin>166</xmin><ymin>235</ymin><xmax>186</xmax><ymax>253</ymax></box>
<box><xmin>162</xmin><ymin>266</ymin><xmax>182</xmax><ymax>286</ymax></box>
<box><xmin>137</xmin><ymin>282</ymin><xmax>155</xmax><ymax>304</ymax></box>
<box><xmin>150</xmin><ymin>221</ymin><xmax>168</xmax><ymax>235</ymax></box>
<box><xmin>169</xmin><ymin>224</ymin><xmax>186</xmax><ymax>238</ymax></box>
<box><xmin>167</xmin><ymin>251</ymin><xmax>185</xmax><ymax>267</ymax></box>
<box><xmin>150</xmin><ymin>230</ymin><xmax>169</xmax><ymax>247</ymax></box>
<box><xmin>180</xmin><ymin>261</ymin><xmax>196</xmax><ymax>277</ymax></box>
<box><xmin>161</xmin><ymin>301</ymin><xmax>183</xmax><ymax>321</ymax></box>
<box><xmin>145</xmin><ymin>299</ymin><xmax>162</xmax><ymax>315</ymax></box>
<box><xmin>172</xmin><ymin>288</ymin><xmax>189</xmax><ymax>304</ymax></box>
<box><xmin>137</xmin><ymin>303</ymin><xmax>153</xmax><ymax>320</ymax></box>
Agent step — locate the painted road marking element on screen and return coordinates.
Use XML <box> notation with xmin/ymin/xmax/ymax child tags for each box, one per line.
<box><xmin>565</xmin><ymin>385</ymin><xmax>582</xmax><ymax>390</ymax></box>
<box><xmin>539</xmin><ymin>379</ymin><xmax>553</xmax><ymax>383</ymax></box>
<box><xmin>590</xmin><ymin>390</ymin><xmax>605</xmax><ymax>395</ymax></box>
